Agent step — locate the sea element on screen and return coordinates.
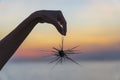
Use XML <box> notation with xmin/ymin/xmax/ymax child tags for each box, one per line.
<box><xmin>0</xmin><ymin>61</ymin><xmax>120</xmax><ymax>80</ymax></box>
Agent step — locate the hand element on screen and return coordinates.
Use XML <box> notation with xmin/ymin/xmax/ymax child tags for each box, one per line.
<box><xmin>32</xmin><ymin>10</ymin><xmax>67</xmax><ymax>35</ymax></box>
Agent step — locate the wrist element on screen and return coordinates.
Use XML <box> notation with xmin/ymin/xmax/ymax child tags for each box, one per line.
<box><xmin>29</xmin><ymin>11</ymin><xmax>44</xmax><ymax>23</ymax></box>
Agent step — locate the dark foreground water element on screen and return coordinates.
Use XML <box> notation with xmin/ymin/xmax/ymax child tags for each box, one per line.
<box><xmin>0</xmin><ymin>61</ymin><xmax>120</xmax><ymax>80</ymax></box>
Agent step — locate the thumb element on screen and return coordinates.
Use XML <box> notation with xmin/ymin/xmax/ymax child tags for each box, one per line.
<box><xmin>52</xmin><ymin>21</ymin><xmax>65</xmax><ymax>35</ymax></box>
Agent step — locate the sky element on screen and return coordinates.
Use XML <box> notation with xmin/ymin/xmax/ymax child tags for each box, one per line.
<box><xmin>0</xmin><ymin>0</ymin><xmax>120</xmax><ymax>57</ymax></box>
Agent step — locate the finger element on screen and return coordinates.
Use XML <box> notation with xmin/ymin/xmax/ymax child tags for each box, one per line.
<box><xmin>52</xmin><ymin>21</ymin><xmax>65</xmax><ymax>35</ymax></box>
<box><xmin>57</xmin><ymin>12</ymin><xmax>67</xmax><ymax>35</ymax></box>
<box><xmin>55</xmin><ymin>19</ymin><xmax>66</xmax><ymax>35</ymax></box>
<box><xmin>43</xmin><ymin>15</ymin><xmax>65</xmax><ymax>35</ymax></box>
<box><xmin>40</xmin><ymin>12</ymin><xmax>66</xmax><ymax>35</ymax></box>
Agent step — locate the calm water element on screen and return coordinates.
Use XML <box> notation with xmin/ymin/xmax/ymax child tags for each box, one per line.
<box><xmin>0</xmin><ymin>61</ymin><xmax>120</xmax><ymax>80</ymax></box>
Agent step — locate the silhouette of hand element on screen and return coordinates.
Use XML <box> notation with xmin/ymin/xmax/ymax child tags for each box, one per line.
<box><xmin>32</xmin><ymin>10</ymin><xmax>67</xmax><ymax>35</ymax></box>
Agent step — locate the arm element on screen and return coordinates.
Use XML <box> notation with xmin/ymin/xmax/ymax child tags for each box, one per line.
<box><xmin>0</xmin><ymin>10</ymin><xmax>67</xmax><ymax>70</ymax></box>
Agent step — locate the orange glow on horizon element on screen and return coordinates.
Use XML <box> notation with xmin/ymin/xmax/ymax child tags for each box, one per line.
<box><xmin>14</xmin><ymin>33</ymin><xmax>120</xmax><ymax>57</ymax></box>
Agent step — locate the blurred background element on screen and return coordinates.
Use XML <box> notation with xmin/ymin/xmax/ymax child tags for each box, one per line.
<box><xmin>0</xmin><ymin>0</ymin><xmax>120</xmax><ymax>80</ymax></box>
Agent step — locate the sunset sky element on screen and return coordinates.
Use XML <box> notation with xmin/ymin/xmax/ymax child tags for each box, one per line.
<box><xmin>0</xmin><ymin>0</ymin><xmax>120</xmax><ymax>57</ymax></box>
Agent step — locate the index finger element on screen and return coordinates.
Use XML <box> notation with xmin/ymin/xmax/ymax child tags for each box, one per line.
<box><xmin>57</xmin><ymin>11</ymin><xmax>67</xmax><ymax>35</ymax></box>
